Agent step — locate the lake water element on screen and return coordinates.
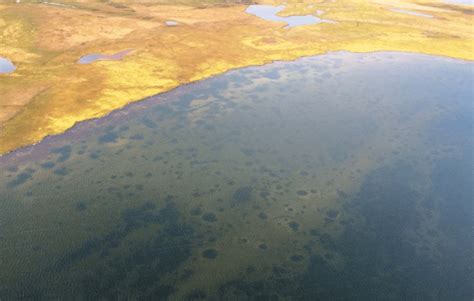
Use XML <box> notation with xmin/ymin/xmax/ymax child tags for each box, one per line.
<box><xmin>0</xmin><ymin>57</ymin><xmax>16</xmax><ymax>74</ymax></box>
<box><xmin>245</xmin><ymin>5</ymin><xmax>335</xmax><ymax>28</ymax></box>
<box><xmin>78</xmin><ymin>49</ymin><xmax>133</xmax><ymax>64</ymax></box>
<box><xmin>0</xmin><ymin>52</ymin><xmax>472</xmax><ymax>300</ymax></box>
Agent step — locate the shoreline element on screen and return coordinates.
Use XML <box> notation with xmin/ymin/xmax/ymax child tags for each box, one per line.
<box><xmin>0</xmin><ymin>50</ymin><xmax>470</xmax><ymax>165</ymax></box>
<box><xmin>1</xmin><ymin>0</ymin><xmax>472</xmax><ymax>156</ymax></box>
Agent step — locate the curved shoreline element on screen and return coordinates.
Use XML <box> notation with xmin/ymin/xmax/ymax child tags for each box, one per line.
<box><xmin>1</xmin><ymin>0</ymin><xmax>472</xmax><ymax>156</ymax></box>
<box><xmin>0</xmin><ymin>50</ymin><xmax>470</xmax><ymax>165</ymax></box>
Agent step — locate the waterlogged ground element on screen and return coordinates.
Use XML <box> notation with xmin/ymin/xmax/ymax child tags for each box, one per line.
<box><xmin>0</xmin><ymin>52</ymin><xmax>472</xmax><ymax>300</ymax></box>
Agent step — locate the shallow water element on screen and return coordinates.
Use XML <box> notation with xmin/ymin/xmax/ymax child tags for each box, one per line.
<box><xmin>0</xmin><ymin>57</ymin><xmax>16</xmax><ymax>74</ymax></box>
<box><xmin>245</xmin><ymin>5</ymin><xmax>334</xmax><ymax>28</ymax></box>
<box><xmin>390</xmin><ymin>8</ymin><xmax>433</xmax><ymax>18</ymax></box>
<box><xmin>0</xmin><ymin>52</ymin><xmax>472</xmax><ymax>300</ymax></box>
<box><xmin>78</xmin><ymin>49</ymin><xmax>133</xmax><ymax>64</ymax></box>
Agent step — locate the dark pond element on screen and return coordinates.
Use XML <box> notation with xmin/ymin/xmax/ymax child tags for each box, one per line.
<box><xmin>0</xmin><ymin>51</ymin><xmax>472</xmax><ymax>300</ymax></box>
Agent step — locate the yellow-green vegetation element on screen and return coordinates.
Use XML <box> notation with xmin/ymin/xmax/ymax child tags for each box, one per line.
<box><xmin>0</xmin><ymin>0</ymin><xmax>472</xmax><ymax>155</ymax></box>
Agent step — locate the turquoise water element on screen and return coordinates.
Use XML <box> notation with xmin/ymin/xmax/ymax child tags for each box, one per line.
<box><xmin>0</xmin><ymin>52</ymin><xmax>472</xmax><ymax>299</ymax></box>
<box><xmin>78</xmin><ymin>49</ymin><xmax>133</xmax><ymax>64</ymax></box>
<box><xmin>245</xmin><ymin>5</ymin><xmax>335</xmax><ymax>28</ymax></box>
<box><xmin>0</xmin><ymin>57</ymin><xmax>16</xmax><ymax>74</ymax></box>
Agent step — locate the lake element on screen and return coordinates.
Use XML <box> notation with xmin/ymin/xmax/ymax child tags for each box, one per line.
<box><xmin>0</xmin><ymin>51</ymin><xmax>472</xmax><ymax>300</ymax></box>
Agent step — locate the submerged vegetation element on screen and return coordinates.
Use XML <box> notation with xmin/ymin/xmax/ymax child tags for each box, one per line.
<box><xmin>0</xmin><ymin>52</ymin><xmax>471</xmax><ymax>299</ymax></box>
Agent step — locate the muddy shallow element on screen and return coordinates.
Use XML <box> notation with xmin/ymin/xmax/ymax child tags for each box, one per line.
<box><xmin>0</xmin><ymin>51</ymin><xmax>472</xmax><ymax>300</ymax></box>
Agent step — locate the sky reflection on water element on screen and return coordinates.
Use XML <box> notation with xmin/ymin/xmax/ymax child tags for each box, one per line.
<box><xmin>245</xmin><ymin>5</ymin><xmax>335</xmax><ymax>28</ymax></box>
<box><xmin>0</xmin><ymin>57</ymin><xmax>16</xmax><ymax>74</ymax></box>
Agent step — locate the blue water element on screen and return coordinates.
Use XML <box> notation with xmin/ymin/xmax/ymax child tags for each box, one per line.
<box><xmin>443</xmin><ymin>0</ymin><xmax>472</xmax><ymax>4</ymax></box>
<box><xmin>78</xmin><ymin>49</ymin><xmax>133</xmax><ymax>64</ymax></box>
<box><xmin>245</xmin><ymin>5</ymin><xmax>335</xmax><ymax>28</ymax></box>
<box><xmin>0</xmin><ymin>52</ymin><xmax>472</xmax><ymax>299</ymax></box>
<box><xmin>0</xmin><ymin>57</ymin><xmax>16</xmax><ymax>74</ymax></box>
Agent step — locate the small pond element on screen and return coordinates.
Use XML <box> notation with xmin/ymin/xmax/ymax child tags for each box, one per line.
<box><xmin>245</xmin><ymin>5</ymin><xmax>335</xmax><ymax>28</ymax></box>
<box><xmin>0</xmin><ymin>57</ymin><xmax>16</xmax><ymax>74</ymax></box>
<box><xmin>78</xmin><ymin>49</ymin><xmax>133</xmax><ymax>64</ymax></box>
<box><xmin>165</xmin><ymin>20</ymin><xmax>178</xmax><ymax>26</ymax></box>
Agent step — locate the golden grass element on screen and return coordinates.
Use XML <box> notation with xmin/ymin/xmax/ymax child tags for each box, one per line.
<box><xmin>0</xmin><ymin>0</ymin><xmax>472</xmax><ymax>155</ymax></box>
